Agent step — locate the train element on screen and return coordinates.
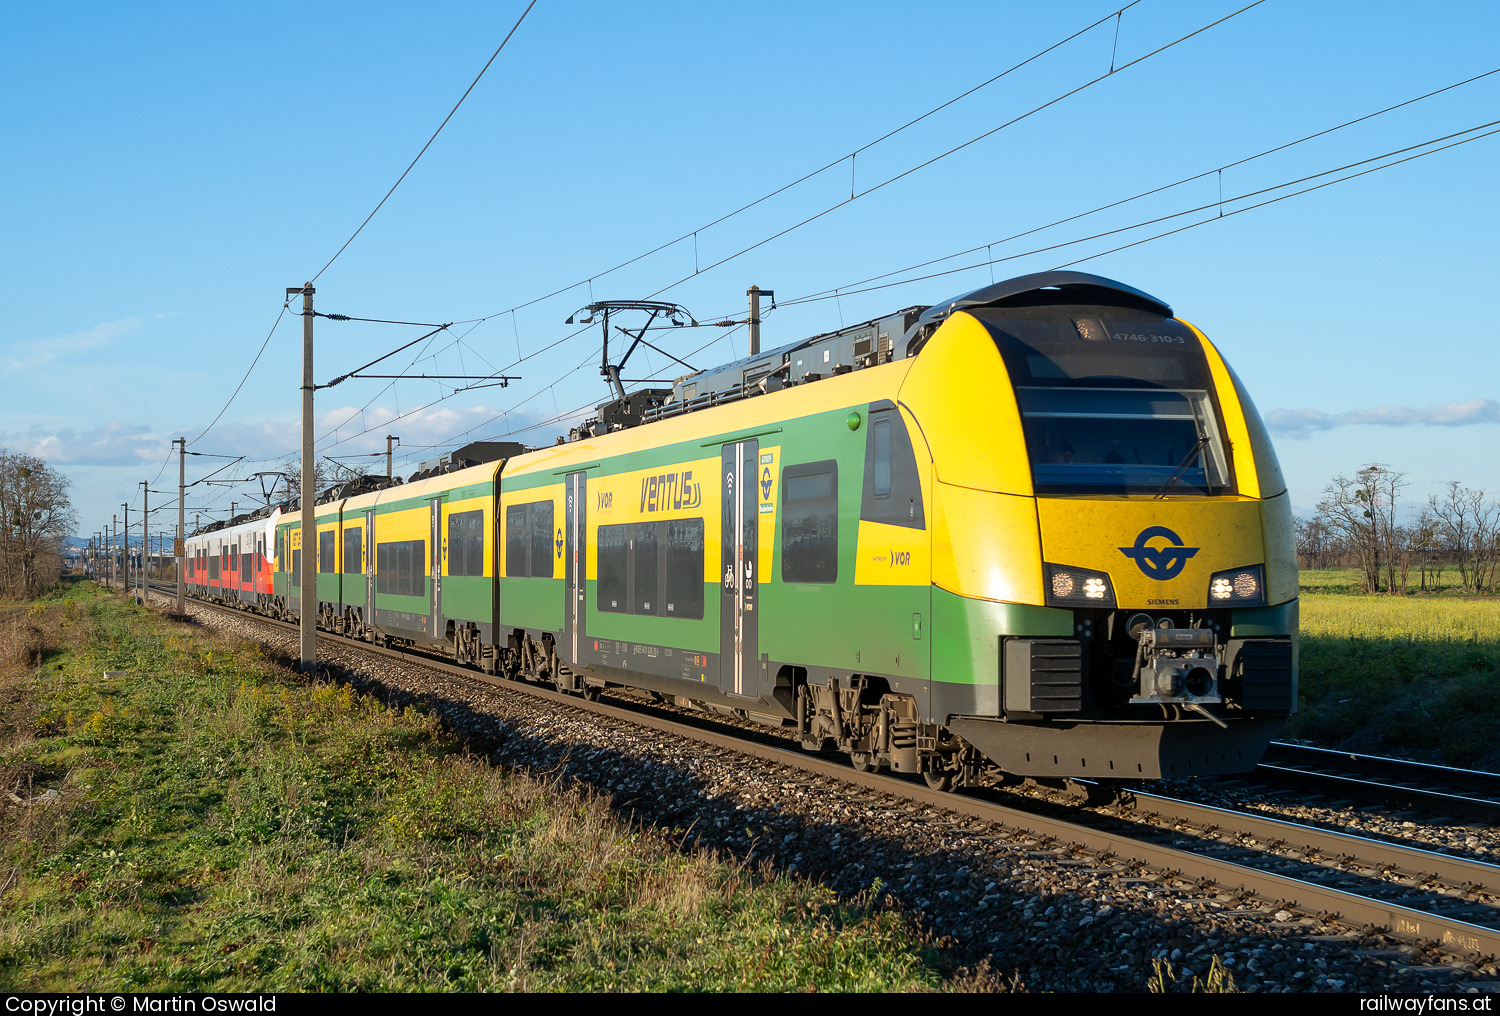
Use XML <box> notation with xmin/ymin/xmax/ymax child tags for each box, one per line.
<box><xmin>183</xmin><ymin>270</ymin><xmax>1298</xmax><ymax>790</ymax></box>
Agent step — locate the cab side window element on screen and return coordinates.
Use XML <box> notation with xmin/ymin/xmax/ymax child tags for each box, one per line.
<box><xmin>781</xmin><ymin>460</ymin><xmax>838</xmax><ymax>583</ymax></box>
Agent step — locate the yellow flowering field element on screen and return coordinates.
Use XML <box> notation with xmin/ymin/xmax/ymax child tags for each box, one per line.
<box><xmin>1301</xmin><ymin>594</ymin><xmax>1500</xmax><ymax>644</ymax></box>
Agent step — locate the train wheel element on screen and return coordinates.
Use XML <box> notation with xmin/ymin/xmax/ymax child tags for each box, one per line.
<box><xmin>582</xmin><ymin>685</ymin><xmax>602</xmax><ymax>702</ymax></box>
<box><xmin>1069</xmin><ymin>779</ymin><xmax>1122</xmax><ymax>806</ymax></box>
<box><xmin>922</xmin><ymin>769</ymin><xmax>956</xmax><ymax>793</ymax></box>
<box><xmin>848</xmin><ymin>751</ymin><xmax>877</xmax><ymax>774</ymax></box>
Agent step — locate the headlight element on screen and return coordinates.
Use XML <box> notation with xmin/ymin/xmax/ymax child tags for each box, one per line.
<box><xmin>1208</xmin><ymin>565</ymin><xmax>1265</xmax><ymax>606</ymax></box>
<box><xmin>1045</xmin><ymin>563</ymin><xmax>1116</xmax><ymax>609</ymax></box>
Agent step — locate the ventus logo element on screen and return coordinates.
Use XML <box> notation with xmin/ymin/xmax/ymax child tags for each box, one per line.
<box><xmin>639</xmin><ymin>470</ymin><xmax>701</xmax><ymax>513</ymax></box>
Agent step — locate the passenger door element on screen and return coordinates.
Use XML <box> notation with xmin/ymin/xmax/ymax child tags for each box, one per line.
<box><xmin>430</xmin><ymin>499</ymin><xmax>443</xmax><ymax>638</ymax></box>
<box><xmin>364</xmin><ymin>510</ymin><xmax>375</xmax><ymax>627</ymax></box>
<box><xmin>564</xmin><ymin>472</ymin><xmax>587</xmax><ymax>662</ymax></box>
<box><xmin>719</xmin><ymin>439</ymin><xmax>758</xmax><ymax>697</ymax></box>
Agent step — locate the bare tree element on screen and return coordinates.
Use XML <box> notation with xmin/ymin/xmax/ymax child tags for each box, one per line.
<box><xmin>1317</xmin><ymin>470</ymin><xmax>1383</xmax><ymax>593</ymax></box>
<box><xmin>1365</xmin><ymin>465</ymin><xmax>1407</xmax><ymax>596</ymax></box>
<box><xmin>1427</xmin><ymin>481</ymin><xmax>1500</xmax><ymax>593</ymax></box>
<box><xmin>1294</xmin><ymin>515</ymin><xmax>1341</xmax><ymax>570</ymax></box>
<box><xmin>322</xmin><ymin>456</ymin><xmax>373</xmax><ymax>485</ymax></box>
<box><xmin>0</xmin><ymin>448</ymin><xmax>78</xmax><ymax>598</ymax></box>
<box><xmin>1411</xmin><ymin>506</ymin><xmax>1442</xmax><ymax>591</ymax></box>
<box><xmin>277</xmin><ymin>453</ymin><xmax>339</xmax><ymax>505</ymax></box>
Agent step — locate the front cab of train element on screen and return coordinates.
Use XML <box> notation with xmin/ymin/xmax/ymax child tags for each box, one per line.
<box><xmin>900</xmin><ymin>271</ymin><xmax>1296</xmax><ymax>780</ymax></box>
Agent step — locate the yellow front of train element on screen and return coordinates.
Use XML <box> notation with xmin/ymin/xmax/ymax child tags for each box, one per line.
<box><xmin>899</xmin><ymin>272</ymin><xmax>1296</xmax><ymax>780</ymax></box>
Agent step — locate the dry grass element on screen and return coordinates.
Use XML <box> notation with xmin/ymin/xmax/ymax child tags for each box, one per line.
<box><xmin>0</xmin><ymin>584</ymin><xmax>948</xmax><ymax>992</ymax></box>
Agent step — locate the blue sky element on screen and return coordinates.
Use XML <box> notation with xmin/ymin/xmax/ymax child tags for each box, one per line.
<box><xmin>3</xmin><ymin>1</ymin><xmax>1498</xmax><ymax>541</ymax></box>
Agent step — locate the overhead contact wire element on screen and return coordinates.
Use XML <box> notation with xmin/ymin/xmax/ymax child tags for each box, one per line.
<box><xmin>308</xmin><ymin>0</ymin><xmax>539</xmax><ymax>284</ymax></box>
<box><xmin>322</xmin><ymin>2</ymin><xmax>1258</xmax><ymax>454</ymax></box>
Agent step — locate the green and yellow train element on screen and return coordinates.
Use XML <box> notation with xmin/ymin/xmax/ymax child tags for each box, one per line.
<box><xmin>191</xmin><ymin>271</ymin><xmax>1297</xmax><ymax>789</ymax></box>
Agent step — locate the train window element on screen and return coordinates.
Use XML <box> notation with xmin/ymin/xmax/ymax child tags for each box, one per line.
<box><xmin>448</xmin><ymin>510</ymin><xmax>484</xmax><ymax>577</ymax></box>
<box><xmin>292</xmin><ymin>549</ymin><xmax>300</xmax><ymax>580</ymax></box>
<box><xmin>782</xmin><ymin>460</ymin><xmax>839</xmax><ymax>583</ymax></box>
<box><xmin>597</xmin><ymin>523</ymin><xmax>628</xmax><ymax>611</ymax></box>
<box><xmin>376</xmin><ymin>539</ymin><xmax>425</xmax><ymax>597</ymax></box>
<box><xmin>1017</xmin><ymin>386</ymin><xmax>1230</xmax><ymax>495</ymax></box>
<box><xmin>209</xmin><ymin>553</ymin><xmax>219</xmax><ymax>580</ymax></box>
<box><xmin>343</xmin><ymin>527</ymin><xmax>362</xmax><ymax>575</ymax></box>
<box><xmin>980</xmin><ymin>307</ymin><xmax>1236</xmax><ymax>495</ymax></box>
<box><xmin>860</xmin><ymin>405</ymin><xmax>925</xmax><ymax>529</ymax></box>
<box><xmin>663</xmin><ymin>518</ymin><xmax>704</xmax><ymax>619</ymax></box>
<box><xmin>229</xmin><ymin>545</ymin><xmax>238</xmax><ymax>574</ymax></box>
<box><xmin>872</xmin><ymin>417</ymin><xmax>891</xmax><ymax>497</ymax></box>
<box><xmin>319</xmin><ymin>531</ymin><xmax>335</xmax><ymax>574</ymax></box>
<box><xmin>632</xmin><ymin>522</ymin><xmax>659</xmax><ymax>615</ymax></box>
<box><xmin>505</xmin><ymin>505</ymin><xmax>528</xmax><ymax>577</ymax></box>
<box><xmin>530</xmin><ymin>502</ymin><xmax>554</xmax><ymax>579</ymax></box>
<box><xmin>242</xmin><ymin>547</ymin><xmax>252</xmax><ymax>584</ymax></box>
<box><xmin>505</xmin><ymin>501</ymin><xmax>553</xmax><ymax>578</ymax></box>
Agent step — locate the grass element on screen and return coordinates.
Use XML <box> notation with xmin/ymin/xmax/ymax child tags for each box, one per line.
<box><xmin>1297</xmin><ymin>569</ymin><xmax>1367</xmax><ymax>595</ymax></box>
<box><xmin>0</xmin><ymin>582</ymin><xmax>949</xmax><ymax>992</ymax></box>
<box><xmin>1292</xmin><ymin>593</ymin><xmax>1500</xmax><ymax>767</ymax></box>
<box><xmin>1299</xmin><ymin>566</ymin><xmax>1494</xmax><ymax>596</ymax></box>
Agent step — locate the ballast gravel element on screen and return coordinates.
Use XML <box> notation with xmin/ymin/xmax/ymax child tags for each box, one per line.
<box><xmin>1157</xmin><ymin>776</ymin><xmax>1500</xmax><ymax>862</ymax></box>
<box><xmin>162</xmin><ymin>594</ymin><xmax>1500</xmax><ymax>993</ymax></box>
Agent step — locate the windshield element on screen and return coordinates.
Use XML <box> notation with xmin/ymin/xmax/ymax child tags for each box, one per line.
<box><xmin>1018</xmin><ymin>387</ymin><xmax>1228</xmax><ymax>494</ymax></box>
<box><xmin>973</xmin><ymin>305</ymin><xmax>1236</xmax><ymax>496</ymax></box>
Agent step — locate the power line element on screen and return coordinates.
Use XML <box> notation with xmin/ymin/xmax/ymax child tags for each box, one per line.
<box><xmin>313</xmin><ymin>320</ymin><xmax>597</xmax><ymax>451</ymax></box>
<box><xmin>781</xmin><ymin>64</ymin><xmax>1500</xmax><ymax>308</ymax></box>
<box><xmin>184</xmin><ymin>3</ymin><xmax>538</xmax><ymax>453</ymax></box>
<box><xmin>778</xmin><ymin>120</ymin><xmax>1500</xmax><ymax>307</ymax></box>
<box><xmin>450</xmin><ymin>2</ymin><xmax>1145</xmax><ymax>329</ymax></box>
<box><xmin>319</xmin><ymin>323</ymin><xmax>452</xmax><ymax>389</ymax></box>
<box><xmin>1053</xmin><ymin>122</ymin><xmax>1500</xmax><ymax>271</ymax></box>
<box><xmin>308</xmin><ymin>0</ymin><xmax>539</xmax><ymax>285</ymax></box>
<box><xmin>633</xmin><ymin>1</ymin><xmax>1268</xmax><ymax>306</ymax></box>
<box><xmin>148</xmin><ymin>443</ymin><xmax>175</xmax><ymax>485</ymax></box>
<box><xmin>189</xmin><ymin>301</ymin><xmax>290</xmax><ymax>447</ymax></box>
<box><xmin>312</xmin><ymin>3</ymin><xmax>1260</xmax><ymax>454</ymax></box>
<box><xmin>312</xmin><ymin>312</ymin><xmax>447</xmax><ymax>327</ymax></box>
<box><xmin>396</xmin><ymin>318</ymin><xmax>751</xmax><ymax>460</ymax></box>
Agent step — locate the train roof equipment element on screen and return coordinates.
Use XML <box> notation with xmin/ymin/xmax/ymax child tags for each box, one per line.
<box><xmin>574</xmin><ymin>270</ymin><xmax>1171</xmax><ymax>437</ymax></box>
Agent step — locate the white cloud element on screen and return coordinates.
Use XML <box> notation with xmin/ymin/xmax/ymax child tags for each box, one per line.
<box><xmin>1</xmin><ymin>317</ymin><xmax>145</xmax><ymax>371</ymax></box>
<box><xmin>1267</xmin><ymin>399</ymin><xmax>1500</xmax><ymax>439</ymax></box>
<box><xmin>3</xmin><ymin>419</ymin><xmax>172</xmax><ymax>467</ymax></box>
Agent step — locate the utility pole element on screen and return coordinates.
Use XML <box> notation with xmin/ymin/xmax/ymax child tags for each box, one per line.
<box><xmin>386</xmin><ymin>434</ymin><xmax>399</xmax><ymax>479</ymax></box>
<box><xmin>110</xmin><ymin>517</ymin><xmax>116</xmax><ymax>588</ymax></box>
<box><xmin>290</xmin><ymin>282</ymin><xmax>317</xmax><ymax>673</ymax></box>
<box><xmin>748</xmin><ymin>285</ymin><xmax>762</xmax><ymax>356</ymax></box>
<box><xmin>176</xmin><ymin>437</ymin><xmax>186</xmax><ymax>611</ymax></box>
<box><xmin>140</xmin><ymin>481</ymin><xmax>148</xmax><ymax>598</ymax></box>
<box><xmin>120</xmin><ymin>502</ymin><xmax>129</xmax><ymax>594</ymax></box>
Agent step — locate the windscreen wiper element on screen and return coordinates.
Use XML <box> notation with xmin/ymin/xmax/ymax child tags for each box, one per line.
<box><xmin>1153</xmin><ymin>436</ymin><xmax>1210</xmax><ymax>499</ymax></box>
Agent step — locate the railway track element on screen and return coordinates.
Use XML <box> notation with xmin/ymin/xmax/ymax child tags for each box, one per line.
<box><xmin>1245</xmin><ymin>742</ymin><xmax>1500</xmax><ymax>824</ymax></box>
<box><xmin>139</xmin><ymin>580</ymin><xmax>1500</xmax><ymax>964</ymax></box>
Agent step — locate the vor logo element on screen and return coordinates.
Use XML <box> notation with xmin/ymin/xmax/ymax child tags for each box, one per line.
<box><xmin>1119</xmin><ymin>526</ymin><xmax>1199</xmax><ymax>581</ymax></box>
